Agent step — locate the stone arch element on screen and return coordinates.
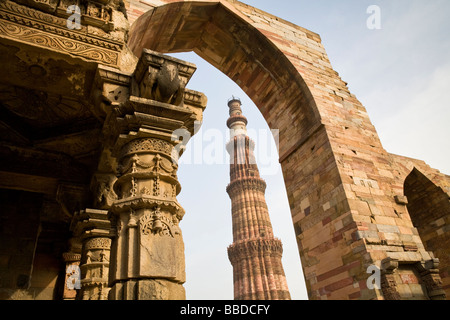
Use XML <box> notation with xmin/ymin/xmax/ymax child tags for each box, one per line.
<box><xmin>404</xmin><ymin>167</ymin><xmax>450</xmax><ymax>296</ymax></box>
<box><xmin>127</xmin><ymin>1</ymin><xmax>321</xmax><ymax>160</ymax></box>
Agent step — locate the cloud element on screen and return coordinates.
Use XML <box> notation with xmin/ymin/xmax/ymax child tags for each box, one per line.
<box><xmin>376</xmin><ymin>61</ymin><xmax>450</xmax><ymax>175</ymax></box>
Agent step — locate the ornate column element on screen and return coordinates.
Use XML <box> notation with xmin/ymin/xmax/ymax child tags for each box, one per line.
<box><xmin>71</xmin><ymin>209</ymin><xmax>111</xmax><ymax>300</ymax></box>
<box><xmin>100</xmin><ymin>49</ymin><xmax>206</xmax><ymax>300</ymax></box>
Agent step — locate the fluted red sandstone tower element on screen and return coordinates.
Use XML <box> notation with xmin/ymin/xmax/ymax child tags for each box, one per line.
<box><xmin>226</xmin><ymin>98</ymin><xmax>291</xmax><ymax>300</ymax></box>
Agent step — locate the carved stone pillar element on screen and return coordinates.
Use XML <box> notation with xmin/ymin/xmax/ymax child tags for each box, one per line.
<box><xmin>71</xmin><ymin>209</ymin><xmax>111</xmax><ymax>300</ymax></box>
<box><xmin>100</xmin><ymin>50</ymin><xmax>207</xmax><ymax>300</ymax></box>
<box><xmin>108</xmin><ymin>138</ymin><xmax>186</xmax><ymax>300</ymax></box>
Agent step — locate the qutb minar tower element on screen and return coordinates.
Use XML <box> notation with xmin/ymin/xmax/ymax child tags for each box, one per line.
<box><xmin>226</xmin><ymin>98</ymin><xmax>291</xmax><ymax>300</ymax></box>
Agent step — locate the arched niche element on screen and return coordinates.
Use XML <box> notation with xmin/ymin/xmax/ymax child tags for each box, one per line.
<box><xmin>404</xmin><ymin>167</ymin><xmax>450</xmax><ymax>297</ymax></box>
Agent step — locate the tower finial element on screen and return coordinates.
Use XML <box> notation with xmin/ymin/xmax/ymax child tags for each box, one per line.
<box><xmin>226</xmin><ymin>98</ymin><xmax>248</xmax><ymax>136</ymax></box>
<box><xmin>227</xmin><ymin>96</ymin><xmax>242</xmax><ymax>108</ymax></box>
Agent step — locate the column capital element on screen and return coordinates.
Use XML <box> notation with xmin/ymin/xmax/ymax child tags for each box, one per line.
<box><xmin>95</xmin><ymin>50</ymin><xmax>207</xmax><ymax>149</ymax></box>
<box><xmin>62</xmin><ymin>252</ymin><xmax>82</xmax><ymax>263</ymax></box>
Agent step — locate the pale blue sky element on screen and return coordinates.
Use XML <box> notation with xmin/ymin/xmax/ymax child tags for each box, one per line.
<box><xmin>164</xmin><ymin>1</ymin><xmax>450</xmax><ymax>300</ymax></box>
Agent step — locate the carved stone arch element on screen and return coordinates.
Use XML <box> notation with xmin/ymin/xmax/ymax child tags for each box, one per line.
<box><xmin>404</xmin><ymin>168</ymin><xmax>450</xmax><ymax>225</ymax></box>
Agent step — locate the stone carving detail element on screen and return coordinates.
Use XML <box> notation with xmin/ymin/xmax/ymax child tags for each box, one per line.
<box><xmin>380</xmin><ymin>258</ymin><xmax>446</xmax><ymax>300</ymax></box>
<box><xmin>0</xmin><ymin>1</ymin><xmax>116</xmax><ymax>39</ymax></box>
<box><xmin>0</xmin><ymin>1</ymin><xmax>125</xmax><ymax>66</ymax></box>
<box><xmin>418</xmin><ymin>260</ymin><xmax>446</xmax><ymax>300</ymax></box>
<box><xmin>85</xmin><ymin>1</ymin><xmax>113</xmax><ymax>23</ymax></box>
<box><xmin>139</xmin><ymin>206</ymin><xmax>175</xmax><ymax>238</ymax></box>
<box><xmin>13</xmin><ymin>53</ymin><xmax>64</xmax><ymax>87</ymax></box>
<box><xmin>0</xmin><ymin>84</ymin><xmax>90</xmax><ymax>124</ymax></box>
<box><xmin>130</xmin><ymin>177</ymin><xmax>138</xmax><ymax>197</ymax></box>
<box><xmin>0</xmin><ymin>19</ymin><xmax>119</xmax><ymax>65</ymax></box>
<box><xmin>228</xmin><ymin>238</ymin><xmax>284</xmax><ymax>264</ymax></box>
<box><xmin>118</xmin><ymin>153</ymin><xmax>178</xmax><ymax>177</ymax></box>
<box><xmin>84</xmin><ymin>237</ymin><xmax>112</xmax><ymax>251</ymax></box>
<box><xmin>140</xmin><ymin>186</ymin><xmax>151</xmax><ymax>196</ymax></box>
<box><xmin>153</xmin><ymin>176</ymin><xmax>160</xmax><ymax>196</ymax></box>
<box><xmin>172</xmin><ymin>184</ymin><xmax>177</xmax><ymax>198</ymax></box>
<box><xmin>134</xmin><ymin>49</ymin><xmax>197</xmax><ymax>107</ymax></box>
<box><xmin>380</xmin><ymin>273</ymin><xmax>401</xmax><ymax>300</ymax></box>
<box><xmin>380</xmin><ymin>258</ymin><xmax>402</xmax><ymax>300</ymax></box>
<box><xmin>123</xmin><ymin>154</ymin><xmax>149</xmax><ymax>174</ymax></box>
<box><xmin>63</xmin><ymin>252</ymin><xmax>82</xmax><ymax>263</ymax></box>
<box><xmin>141</xmin><ymin>61</ymin><xmax>184</xmax><ymax>105</ymax></box>
<box><xmin>119</xmin><ymin>138</ymin><xmax>174</xmax><ymax>160</ymax></box>
<box><xmin>92</xmin><ymin>174</ymin><xmax>117</xmax><ymax>210</ymax></box>
<box><xmin>226</xmin><ymin>178</ymin><xmax>267</xmax><ymax>196</ymax></box>
<box><xmin>11</xmin><ymin>0</ymin><xmax>118</xmax><ymax>29</ymax></box>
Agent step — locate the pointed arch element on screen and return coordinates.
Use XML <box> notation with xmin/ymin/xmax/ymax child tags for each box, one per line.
<box><xmin>404</xmin><ymin>167</ymin><xmax>450</xmax><ymax>228</ymax></box>
<box><xmin>404</xmin><ymin>167</ymin><xmax>450</xmax><ymax>297</ymax></box>
<box><xmin>127</xmin><ymin>1</ymin><xmax>321</xmax><ymax>159</ymax></box>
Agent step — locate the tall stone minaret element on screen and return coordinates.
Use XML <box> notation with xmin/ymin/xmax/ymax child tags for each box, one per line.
<box><xmin>226</xmin><ymin>98</ymin><xmax>291</xmax><ymax>300</ymax></box>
